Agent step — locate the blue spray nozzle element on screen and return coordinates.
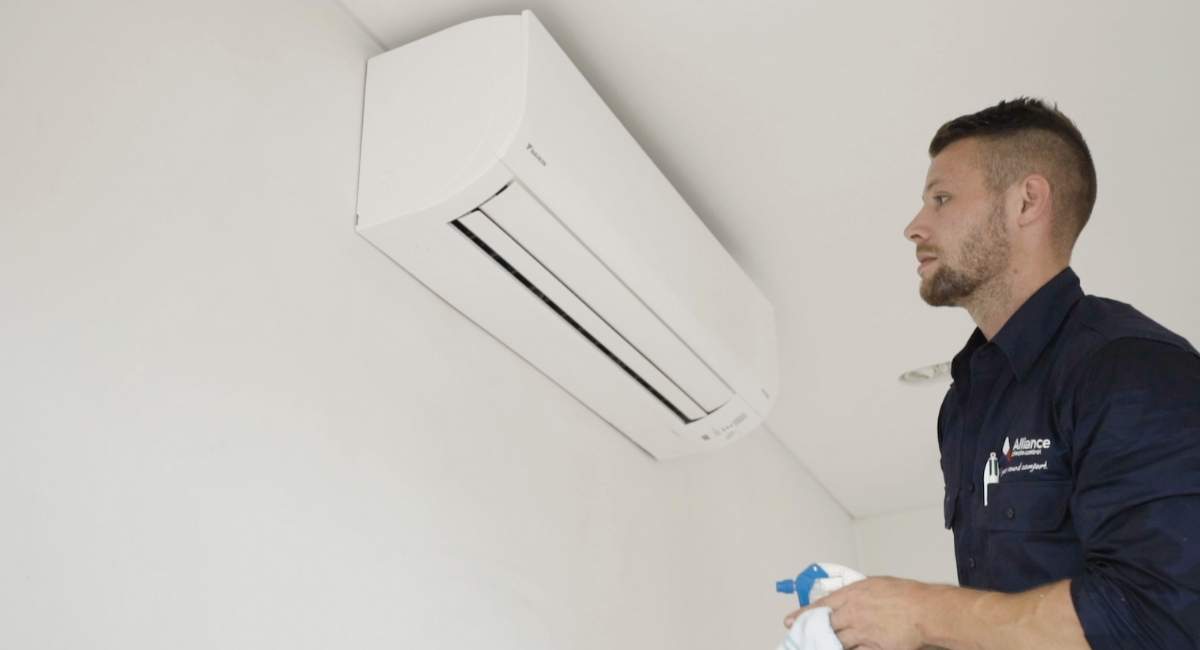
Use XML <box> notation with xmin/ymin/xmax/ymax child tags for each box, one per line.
<box><xmin>775</xmin><ymin>563</ymin><xmax>830</xmax><ymax>607</ymax></box>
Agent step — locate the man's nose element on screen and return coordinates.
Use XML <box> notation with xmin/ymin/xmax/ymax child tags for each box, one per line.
<box><xmin>904</xmin><ymin>207</ymin><xmax>929</xmax><ymax>243</ymax></box>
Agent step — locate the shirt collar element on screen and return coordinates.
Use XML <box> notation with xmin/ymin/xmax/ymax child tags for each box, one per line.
<box><xmin>950</xmin><ymin>267</ymin><xmax>1085</xmax><ymax>384</ymax></box>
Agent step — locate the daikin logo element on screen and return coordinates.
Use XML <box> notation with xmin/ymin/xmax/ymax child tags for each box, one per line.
<box><xmin>1003</xmin><ymin>435</ymin><xmax>1052</xmax><ymax>461</ymax></box>
<box><xmin>525</xmin><ymin>143</ymin><xmax>547</xmax><ymax>167</ymax></box>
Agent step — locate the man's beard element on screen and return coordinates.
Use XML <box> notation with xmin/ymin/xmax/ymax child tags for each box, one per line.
<box><xmin>920</xmin><ymin>201</ymin><xmax>1010</xmax><ymax>307</ymax></box>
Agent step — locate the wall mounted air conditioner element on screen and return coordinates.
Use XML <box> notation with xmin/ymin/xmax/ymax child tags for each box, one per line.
<box><xmin>355</xmin><ymin>10</ymin><xmax>778</xmax><ymax>459</ymax></box>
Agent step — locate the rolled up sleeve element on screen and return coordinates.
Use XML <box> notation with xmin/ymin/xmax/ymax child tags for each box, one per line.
<box><xmin>1066</xmin><ymin>338</ymin><xmax>1200</xmax><ymax>649</ymax></box>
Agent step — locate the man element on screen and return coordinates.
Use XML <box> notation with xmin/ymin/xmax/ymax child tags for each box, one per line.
<box><xmin>784</xmin><ymin>98</ymin><xmax>1200</xmax><ymax>648</ymax></box>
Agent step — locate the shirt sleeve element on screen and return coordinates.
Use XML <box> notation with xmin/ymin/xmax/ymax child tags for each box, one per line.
<box><xmin>1065</xmin><ymin>338</ymin><xmax>1200</xmax><ymax>649</ymax></box>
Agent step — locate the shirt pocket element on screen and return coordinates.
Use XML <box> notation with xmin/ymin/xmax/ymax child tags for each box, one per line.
<box><xmin>982</xmin><ymin>480</ymin><xmax>1080</xmax><ymax>592</ymax></box>
<box><xmin>984</xmin><ymin>480</ymin><xmax>1072</xmax><ymax>532</ymax></box>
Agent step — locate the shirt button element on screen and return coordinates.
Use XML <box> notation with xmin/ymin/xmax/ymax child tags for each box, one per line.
<box><xmin>967</xmin><ymin>557</ymin><xmax>977</xmax><ymax>570</ymax></box>
<box><xmin>1005</xmin><ymin>507</ymin><xmax>1016</xmax><ymax>520</ymax></box>
<box><xmin>967</xmin><ymin>481</ymin><xmax>976</xmax><ymax>494</ymax></box>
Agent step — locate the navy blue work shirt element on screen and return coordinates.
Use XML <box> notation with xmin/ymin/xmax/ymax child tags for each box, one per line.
<box><xmin>938</xmin><ymin>267</ymin><xmax>1200</xmax><ymax>649</ymax></box>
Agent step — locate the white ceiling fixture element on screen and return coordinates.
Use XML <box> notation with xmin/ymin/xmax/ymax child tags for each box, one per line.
<box><xmin>898</xmin><ymin>361</ymin><xmax>952</xmax><ymax>385</ymax></box>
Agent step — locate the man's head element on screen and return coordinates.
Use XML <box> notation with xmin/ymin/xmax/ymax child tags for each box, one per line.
<box><xmin>904</xmin><ymin>98</ymin><xmax>1097</xmax><ymax>308</ymax></box>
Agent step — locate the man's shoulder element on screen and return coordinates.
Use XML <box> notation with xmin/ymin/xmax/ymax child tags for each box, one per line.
<box><xmin>1070</xmin><ymin>295</ymin><xmax>1196</xmax><ymax>353</ymax></box>
<box><xmin>1051</xmin><ymin>294</ymin><xmax>1199</xmax><ymax>392</ymax></box>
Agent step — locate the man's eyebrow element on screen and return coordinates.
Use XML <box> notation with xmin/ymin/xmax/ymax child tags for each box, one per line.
<box><xmin>924</xmin><ymin>178</ymin><xmax>944</xmax><ymax>192</ymax></box>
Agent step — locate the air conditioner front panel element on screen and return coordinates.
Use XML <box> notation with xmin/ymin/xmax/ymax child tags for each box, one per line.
<box><xmin>478</xmin><ymin>182</ymin><xmax>734</xmax><ymax>413</ymax></box>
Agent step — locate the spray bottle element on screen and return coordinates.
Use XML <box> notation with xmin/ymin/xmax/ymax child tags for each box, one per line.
<box><xmin>775</xmin><ymin>563</ymin><xmax>866</xmax><ymax>649</ymax></box>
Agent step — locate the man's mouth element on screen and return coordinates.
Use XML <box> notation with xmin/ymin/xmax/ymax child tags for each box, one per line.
<box><xmin>917</xmin><ymin>255</ymin><xmax>938</xmax><ymax>275</ymax></box>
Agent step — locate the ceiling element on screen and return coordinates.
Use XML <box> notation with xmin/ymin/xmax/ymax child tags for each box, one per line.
<box><xmin>338</xmin><ymin>0</ymin><xmax>1200</xmax><ymax>518</ymax></box>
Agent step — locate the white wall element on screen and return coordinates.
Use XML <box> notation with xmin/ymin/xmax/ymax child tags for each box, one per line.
<box><xmin>0</xmin><ymin>1</ymin><xmax>857</xmax><ymax>648</ymax></box>
<box><xmin>853</xmin><ymin>506</ymin><xmax>957</xmax><ymax>586</ymax></box>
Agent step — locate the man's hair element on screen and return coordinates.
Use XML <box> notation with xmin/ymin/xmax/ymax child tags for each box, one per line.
<box><xmin>929</xmin><ymin>97</ymin><xmax>1097</xmax><ymax>249</ymax></box>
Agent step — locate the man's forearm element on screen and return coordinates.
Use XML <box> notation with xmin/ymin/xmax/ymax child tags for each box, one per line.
<box><xmin>916</xmin><ymin>579</ymin><xmax>1090</xmax><ymax>650</ymax></box>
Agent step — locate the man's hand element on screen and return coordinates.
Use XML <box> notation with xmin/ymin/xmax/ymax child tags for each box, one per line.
<box><xmin>781</xmin><ymin>577</ymin><xmax>1089</xmax><ymax>650</ymax></box>
<box><xmin>782</xmin><ymin>576</ymin><xmax>931</xmax><ymax>650</ymax></box>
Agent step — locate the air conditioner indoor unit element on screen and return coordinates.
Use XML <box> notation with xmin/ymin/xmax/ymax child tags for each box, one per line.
<box><xmin>355</xmin><ymin>10</ymin><xmax>778</xmax><ymax>459</ymax></box>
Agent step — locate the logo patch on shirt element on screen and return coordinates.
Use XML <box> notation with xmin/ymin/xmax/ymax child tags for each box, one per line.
<box><xmin>1003</xmin><ymin>435</ymin><xmax>1052</xmax><ymax>460</ymax></box>
<box><xmin>999</xmin><ymin>435</ymin><xmax>1052</xmax><ymax>478</ymax></box>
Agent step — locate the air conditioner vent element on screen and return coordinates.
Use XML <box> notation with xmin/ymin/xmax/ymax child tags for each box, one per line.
<box><xmin>453</xmin><ymin>209</ymin><xmax>706</xmax><ymax>422</ymax></box>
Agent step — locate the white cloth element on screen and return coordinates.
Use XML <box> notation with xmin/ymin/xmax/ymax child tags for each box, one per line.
<box><xmin>778</xmin><ymin>607</ymin><xmax>842</xmax><ymax>650</ymax></box>
<box><xmin>806</xmin><ymin>564</ymin><xmax>866</xmax><ymax>603</ymax></box>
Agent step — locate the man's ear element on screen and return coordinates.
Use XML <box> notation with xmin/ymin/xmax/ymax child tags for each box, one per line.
<box><xmin>1017</xmin><ymin>174</ymin><xmax>1052</xmax><ymax>228</ymax></box>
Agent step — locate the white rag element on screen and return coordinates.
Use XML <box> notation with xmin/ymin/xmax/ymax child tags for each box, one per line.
<box><xmin>778</xmin><ymin>607</ymin><xmax>842</xmax><ymax>650</ymax></box>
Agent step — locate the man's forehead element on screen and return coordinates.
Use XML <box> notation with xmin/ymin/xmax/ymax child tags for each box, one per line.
<box><xmin>925</xmin><ymin>139</ymin><xmax>983</xmax><ymax>186</ymax></box>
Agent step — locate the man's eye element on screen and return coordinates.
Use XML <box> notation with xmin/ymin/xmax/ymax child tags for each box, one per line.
<box><xmin>934</xmin><ymin>195</ymin><xmax>949</xmax><ymax>206</ymax></box>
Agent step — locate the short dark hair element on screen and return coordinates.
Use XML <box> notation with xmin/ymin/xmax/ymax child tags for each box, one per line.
<box><xmin>929</xmin><ymin>97</ymin><xmax>1097</xmax><ymax>248</ymax></box>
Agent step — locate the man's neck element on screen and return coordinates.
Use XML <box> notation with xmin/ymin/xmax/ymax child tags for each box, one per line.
<box><xmin>965</xmin><ymin>262</ymin><xmax>1069</xmax><ymax>340</ymax></box>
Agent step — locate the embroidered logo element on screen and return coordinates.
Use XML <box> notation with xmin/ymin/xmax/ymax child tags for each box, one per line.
<box><xmin>1004</xmin><ymin>435</ymin><xmax>1052</xmax><ymax>461</ymax></box>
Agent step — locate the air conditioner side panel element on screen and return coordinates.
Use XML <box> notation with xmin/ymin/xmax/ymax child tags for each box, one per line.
<box><xmin>356</xmin><ymin>14</ymin><xmax>526</xmax><ymax>229</ymax></box>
